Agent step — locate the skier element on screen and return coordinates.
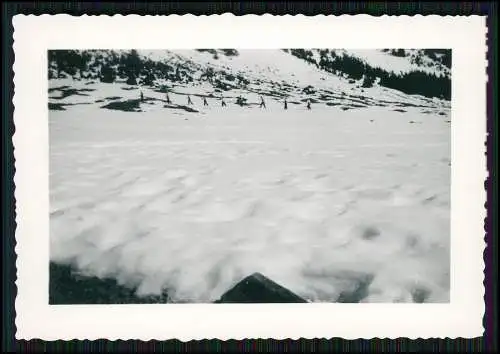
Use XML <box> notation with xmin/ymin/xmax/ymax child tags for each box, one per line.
<box><xmin>221</xmin><ymin>98</ymin><xmax>227</xmax><ymax>107</ymax></box>
<box><xmin>306</xmin><ymin>99</ymin><xmax>311</xmax><ymax>110</ymax></box>
<box><xmin>259</xmin><ymin>95</ymin><xmax>266</xmax><ymax>109</ymax></box>
<box><xmin>187</xmin><ymin>95</ymin><xmax>193</xmax><ymax>105</ymax></box>
<box><xmin>284</xmin><ymin>98</ymin><xmax>288</xmax><ymax>110</ymax></box>
<box><xmin>237</xmin><ymin>95</ymin><xmax>243</xmax><ymax>106</ymax></box>
<box><xmin>165</xmin><ymin>92</ymin><xmax>171</xmax><ymax>104</ymax></box>
<box><xmin>140</xmin><ymin>91</ymin><xmax>144</xmax><ymax>102</ymax></box>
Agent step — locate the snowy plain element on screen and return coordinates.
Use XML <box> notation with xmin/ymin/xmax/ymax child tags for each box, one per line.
<box><xmin>49</xmin><ymin>50</ymin><xmax>451</xmax><ymax>304</ymax></box>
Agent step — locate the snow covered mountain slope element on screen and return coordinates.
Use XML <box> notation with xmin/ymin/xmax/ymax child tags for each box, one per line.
<box><xmin>48</xmin><ymin>49</ymin><xmax>451</xmax><ymax>304</ymax></box>
<box><xmin>49</xmin><ymin>49</ymin><xmax>450</xmax><ymax>118</ymax></box>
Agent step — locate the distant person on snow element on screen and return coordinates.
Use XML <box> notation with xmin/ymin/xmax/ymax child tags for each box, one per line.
<box><xmin>187</xmin><ymin>95</ymin><xmax>193</xmax><ymax>105</ymax></box>
<box><xmin>221</xmin><ymin>98</ymin><xmax>227</xmax><ymax>107</ymax></box>
<box><xmin>307</xmin><ymin>99</ymin><xmax>311</xmax><ymax>110</ymax></box>
<box><xmin>284</xmin><ymin>98</ymin><xmax>288</xmax><ymax>110</ymax></box>
<box><xmin>259</xmin><ymin>96</ymin><xmax>266</xmax><ymax>109</ymax></box>
<box><xmin>165</xmin><ymin>92</ymin><xmax>171</xmax><ymax>104</ymax></box>
<box><xmin>203</xmin><ymin>97</ymin><xmax>208</xmax><ymax>106</ymax></box>
<box><xmin>140</xmin><ymin>91</ymin><xmax>144</xmax><ymax>102</ymax></box>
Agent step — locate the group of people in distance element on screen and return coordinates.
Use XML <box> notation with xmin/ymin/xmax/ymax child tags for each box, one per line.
<box><xmin>140</xmin><ymin>90</ymin><xmax>312</xmax><ymax>110</ymax></box>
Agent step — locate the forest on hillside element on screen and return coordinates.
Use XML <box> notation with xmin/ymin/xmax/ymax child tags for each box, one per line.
<box><xmin>285</xmin><ymin>49</ymin><xmax>451</xmax><ymax>100</ymax></box>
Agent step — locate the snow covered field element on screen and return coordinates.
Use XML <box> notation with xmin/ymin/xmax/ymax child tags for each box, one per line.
<box><xmin>48</xmin><ymin>50</ymin><xmax>451</xmax><ymax>304</ymax></box>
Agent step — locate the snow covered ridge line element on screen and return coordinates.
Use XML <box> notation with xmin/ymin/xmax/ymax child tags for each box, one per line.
<box><xmin>283</xmin><ymin>49</ymin><xmax>451</xmax><ymax>76</ymax></box>
<box><xmin>48</xmin><ymin>49</ymin><xmax>451</xmax><ymax>102</ymax></box>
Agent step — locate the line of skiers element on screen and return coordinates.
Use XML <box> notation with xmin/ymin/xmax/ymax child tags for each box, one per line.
<box><xmin>141</xmin><ymin>90</ymin><xmax>312</xmax><ymax>110</ymax></box>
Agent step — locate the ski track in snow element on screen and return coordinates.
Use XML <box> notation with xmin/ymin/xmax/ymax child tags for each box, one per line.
<box><xmin>49</xmin><ymin>60</ymin><xmax>450</xmax><ymax>304</ymax></box>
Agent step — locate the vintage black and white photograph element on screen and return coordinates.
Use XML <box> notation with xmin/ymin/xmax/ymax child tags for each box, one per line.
<box><xmin>13</xmin><ymin>14</ymin><xmax>487</xmax><ymax>340</ymax></box>
<box><xmin>47</xmin><ymin>48</ymin><xmax>452</xmax><ymax>305</ymax></box>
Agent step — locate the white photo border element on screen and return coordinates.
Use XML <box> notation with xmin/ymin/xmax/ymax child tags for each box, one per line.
<box><xmin>13</xmin><ymin>14</ymin><xmax>487</xmax><ymax>340</ymax></box>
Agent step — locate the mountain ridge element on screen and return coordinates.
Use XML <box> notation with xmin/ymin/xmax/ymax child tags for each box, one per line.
<box><xmin>48</xmin><ymin>49</ymin><xmax>451</xmax><ymax>105</ymax></box>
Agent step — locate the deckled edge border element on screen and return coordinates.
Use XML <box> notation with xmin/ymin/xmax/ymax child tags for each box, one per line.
<box><xmin>8</xmin><ymin>11</ymin><xmax>493</xmax><ymax>348</ymax></box>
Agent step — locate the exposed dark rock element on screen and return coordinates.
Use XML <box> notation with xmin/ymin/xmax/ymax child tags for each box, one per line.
<box><xmin>101</xmin><ymin>99</ymin><xmax>143</xmax><ymax>112</ymax></box>
<box><xmin>221</xmin><ymin>49</ymin><xmax>239</xmax><ymax>57</ymax></box>
<box><xmin>336</xmin><ymin>273</ymin><xmax>375</xmax><ymax>303</ymax></box>
<box><xmin>49</xmin><ymin>262</ymin><xmax>169</xmax><ymax>304</ymax></box>
<box><xmin>300</xmin><ymin>98</ymin><xmax>319</xmax><ymax>103</ymax></box>
<box><xmin>49</xmin><ymin>103</ymin><xmax>66</xmax><ymax>111</ymax></box>
<box><xmin>49</xmin><ymin>102</ymin><xmax>92</xmax><ymax>111</ymax></box>
<box><xmin>48</xmin><ymin>85</ymin><xmax>70</xmax><ymax>93</ymax></box>
<box><xmin>49</xmin><ymin>87</ymin><xmax>95</xmax><ymax>100</ymax></box>
<box><xmin>302</xmin><ymin>85</ymin><xmax>316</xmax><ymax>94</ymax></box>
<box><xmin>361</xmin><ymin>226</ymin><xmax>381</xmax><ymax>240</ymax></box>
<box><xmin>214</xmin><ymin>272</ymin><xmax>307</xmax><ymax>303</ymax></box>
<box><xmin>348</xmin><ymin>104</ymin><xmax>368</xmax><ymax>108</ymax></box>
<box><xmin>163</xmin><ymin>104</ymin><xmax>199</xmax><ymax>113</ymax></box>
<box><xmin>411</xmin><ymin>286</ymin><xmax>431</xmax><ymax>303</ymax></box>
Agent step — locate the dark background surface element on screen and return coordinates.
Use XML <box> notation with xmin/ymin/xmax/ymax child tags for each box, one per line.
<box><xmin>3</xmin><ymin>1</ymin><xmax>497</xmax><ymax>352</ymax></box>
